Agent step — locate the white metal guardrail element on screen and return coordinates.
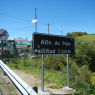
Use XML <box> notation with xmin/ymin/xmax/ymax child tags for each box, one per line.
<box><xmin>0</xmin><ymin>60</ymin><xmax>38</xmax><ymax>95</ymax></box>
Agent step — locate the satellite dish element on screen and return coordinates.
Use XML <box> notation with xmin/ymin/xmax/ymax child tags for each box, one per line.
<box><xmin>0</xmin><ymin>29</ymin><xmax>9</xmax><ymax>41</ymax></box>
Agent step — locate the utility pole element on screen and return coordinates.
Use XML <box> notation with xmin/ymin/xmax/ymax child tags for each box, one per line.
<box><xmin>35</xmin><ymin>8</ymin><xmax>38</xmax><ymax>32</ymax></box>
<box><xmin>58</xmin><ymin>30</ymin><xmax>63</xmax><ymax>61</ymax></box>
<box><xmin>61</xmin><ymin>30</ymin><xmax>63</xmax><ymax>36</ymax></box>
<box><xmin>45</xmin><ymin>23</ymin><xmax>49</xmax><ymax>57</ymax></box>
<box><xmin>48</xmin><ymin>23</ymin><xmax>49</xmax><ymax>34</ymax></box>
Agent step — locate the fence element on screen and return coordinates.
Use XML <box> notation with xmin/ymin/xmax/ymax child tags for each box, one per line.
<box><xmin>0</xmin><ymin>60</ymin><xmax>38</xmax><ymax>95</ymax></box>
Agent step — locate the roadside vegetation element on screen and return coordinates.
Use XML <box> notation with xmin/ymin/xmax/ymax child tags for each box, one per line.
<box><xmin>0</xmin><ymin>68</ymin><xmax>18</xmax><ymax>95</ymax></box>
<box><xmin>4</xmin><ymin>32</ymin><xmax>95</xmax><ymax>95</ymax></box>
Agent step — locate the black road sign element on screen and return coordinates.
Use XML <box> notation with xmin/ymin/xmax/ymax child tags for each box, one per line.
<box><xmin>32</xmin><ymin>32</ymin><xmax>75</xmax><ymax>54</ymax></box>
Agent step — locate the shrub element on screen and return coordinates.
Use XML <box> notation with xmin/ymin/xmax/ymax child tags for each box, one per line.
<box><xmin>91</xmin><ymin>76</ymin><xmax>95</xmax><ymax>85</ymax></box>
<box><xmin>66</xmin><ymin>32</ymin><xmax>87</xmax><ymax>37</ymax></box>
<box><xmin>70</xmin><ymin>63</ymin><xmax>93</xmax><ymax>95</ymax></box>
<box><xmin>70</xmin><ymin>37</ymin><xmax>95</xmax><ymax>71</ymax></box>
<box><xmin>70</xmin><ymin>63</ymin><xmax>79</xmax><ymax>80</ymax></box>
<box><xmin>44</xmin><ymin>54</ymin><xmax>74</xmax><ymax>71</ymax></box>
<box><xmin>78</xmin><ymin>65</ymin><xmax>91</xmax><ymax>83</ymax></box>
<box><xmin>90</xmin><ymin>72</ymin><xmax>95</xmax><ymax>85</ymax></box>
<box><xmin>44</xmin><ymin>55</ymin><xmax>64</xmax><ymax>71</ymax></box>
<box><xmin>70</xmin><ymin>63</ymin><xmax>91</xmax><ymax>84</ymax></box>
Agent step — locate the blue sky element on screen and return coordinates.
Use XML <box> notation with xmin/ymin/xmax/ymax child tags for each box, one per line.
<box><xmin>0</xmin><ymin>0</ymin><xmax>95</xmax><ymax>41</ymax></box>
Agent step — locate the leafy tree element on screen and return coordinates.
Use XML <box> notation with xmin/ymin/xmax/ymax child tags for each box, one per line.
<box><xmin>66</xmin><ymin>32</ymin><xmax>72</xmax><ymax>37</ymax></box>
<box><xmin>66</xmin><ymin>32</ymin><xmax>87</xmax><ymax>37</ymax></box>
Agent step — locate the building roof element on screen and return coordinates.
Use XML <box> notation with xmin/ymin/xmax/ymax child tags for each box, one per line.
<box><xmin>16</xmin><ymin>44</ymin><xmax>28</xmax><ymax>46</ymax></box>
<box><xmin>15</xmin><ymin>37</ymin><xmax>28</xmax><ymax>41</ymax></box>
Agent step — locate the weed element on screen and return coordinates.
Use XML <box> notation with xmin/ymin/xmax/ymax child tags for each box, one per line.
<box><xmin>33</xmin><ymin>83</ymin><xmax>40</xmax><ymax>86</ymax></box>
<box><xmin>6</xmin><ymin>55</ymin><xmax>95</xmax><ymax>94</ymax></box>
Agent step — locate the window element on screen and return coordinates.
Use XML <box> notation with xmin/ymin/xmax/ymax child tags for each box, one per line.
<box><xmin>20</xmin><ymin>41</ymin><xmax>22</xmax><ymax>43</ymax></box>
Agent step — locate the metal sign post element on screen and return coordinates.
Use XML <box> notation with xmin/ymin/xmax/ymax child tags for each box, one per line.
<box><xmin>41</xmin><ymin>54</ymin><xmax>44</xmax><ymax>91</ymax></box>
<box><xmin>67</xmin><ymin>54</ymin><xmax>69</xmax><ymax>87</ymax></box>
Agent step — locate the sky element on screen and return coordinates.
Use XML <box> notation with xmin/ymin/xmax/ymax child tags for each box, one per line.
<box><xmin>0</xmin><ymin>0</ymin><xmax>95</xmax><ymax>41</ymax></box>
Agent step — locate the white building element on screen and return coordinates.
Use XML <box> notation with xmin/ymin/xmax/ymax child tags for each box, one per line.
<box><xmin>15</xmin><ymin>37</ymin><xmax>28</xmax><ymax>45</ymax></box>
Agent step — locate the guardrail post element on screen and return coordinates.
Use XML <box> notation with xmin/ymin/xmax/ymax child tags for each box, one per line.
<box><xmin>32</xmin><ymin>86</ymin><xmax>38</xmax><ymax>93</ymax></box>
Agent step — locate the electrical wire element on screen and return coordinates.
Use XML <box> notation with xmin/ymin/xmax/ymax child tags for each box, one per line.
<box><xmin>0</xmin><ymin>13</ymin><xmax>47</xmax><ymax>25</ymax></box>
<box><xmin>0</xmin><ymin>12</ymin><xmax>94</xmax><ymax>27</ymax></box>
<box><xmin>0</xmin><ymin>13</ymin><xmax>31</xmax><ymax>22</ymax></box>
<box><xmin>38</xmin><ymin>23</ymin><xmax>47</xmax><ymax>25</ymax></box>
<box><xmin>67</xmin><ymin>14</ymin><xmax>93</xmax><ymax>25</ymax></box>
<box><xmin>8</xmin><ymin>26</ymin><xmax>35</xmax><ymax>31</ymax></box>
<box><xmin>49</xmin><ymin>24</ymin><xmax>61</xmax><ymax>32</ymax></box>
<box><xmin>71</xmin><ymin>16</ymin><xmax>95</xmax><ymax>26</ymax></box>
<box><xmin>1</xmin><ymin>12</ymin><xmax>94</xmax><ymax>34</ymax></box>
<box><xmin>45</xmin><ymin>27</ymin><xmax>48</xmax><ymax>33</ymax></box>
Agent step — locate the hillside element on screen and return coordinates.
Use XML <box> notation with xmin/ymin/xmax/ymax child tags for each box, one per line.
<box><xmin>75</xmin><ymin>34</ymin><xmax>95</xmax><ymax>41</ymax></box>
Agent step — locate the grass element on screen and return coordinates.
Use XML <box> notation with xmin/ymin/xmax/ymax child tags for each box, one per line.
<box><xmin>0</xmin><ymin>79</ymin><xmax>17</xmax><ymax>95</ymax></box>
<box><xmin>44</xmin><ymin>69</ymin><xmax>67</xmax><ymax>88</ymax></box>
<box><xmin>5</xmin><ymin>46</ymin><xmax>95</xmax><ymax>95</ymax></box>
<box><xmin>0</xmin><ymin>67</ymin><xmax>19</xmax><ymax>95</ymax></box>
<box><xmin>33</xmin><ymin>83</ymin><xmax>41</xmax><ymax>86</ymax></box>
<box><xmin>0</xmin><ymin>82</ymin><xmax>4</xmax><ymax>85</ymax></box>
<box><xmin>75</xmin><ymin>34</ymin><xmax>95</xmax><ymax>41</ymax></box>
<box><xmin>6</xmin><ymin>57</ymin><xmax>67</xmax><ymax>89</ymax></box>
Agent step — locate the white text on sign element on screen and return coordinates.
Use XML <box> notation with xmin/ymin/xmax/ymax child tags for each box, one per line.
<box><xmin>35</xmin><ymin>49</ymin><xmax>55</xmax><ymax>53</ymax></box>
<box><xmin>41</xmin><ymin>39</ymin><xmax>52</xmax><ymax>45</ymax></box>
<box><xmin>34</xmin><ymin>49</ymin><xmax>71</xmax><ymax>54</ymax></box>
<box><xmin>41</xmin><ymin>39</ymin><xmax>71</xmax><ymax>46</ymax></box>
<box><xmin>62</xmin><ymin>41</ymin><xmax>71</xmax><ymax>46</ymax></box>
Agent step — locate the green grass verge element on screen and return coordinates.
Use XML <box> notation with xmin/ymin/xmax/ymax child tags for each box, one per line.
<box><xmin>6</xmin><ymin>58</ymin><xmax>67</xmax><ymax>89</ymax></box>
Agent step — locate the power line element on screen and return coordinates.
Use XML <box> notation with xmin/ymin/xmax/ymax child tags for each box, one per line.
<box><xmin>49</xmin><ymin>24</ymin><xmax>61</xmax><ymax>32</ymax></box>
<box><xmin>8</xmin><ymin>25</ymin><xmax>35</xmax><ymax>31</ymax></box>
<box><xmin>45</xmin><ymin>27</ymin><xmax>48</xmax><ymax>33</ymax></box>
<box><xmin>72</xmin><ymin>16</ymin><xmax>95</xmax><ymax>26</ymax></box>
<box><xmin>0</xmin><ymin>12</ymin><xmax>83</xmax><ymax>33</ymax></box>
<box><xmin>0</xmin><ymin>13</ymin><xmax>48</xmax><ymax>25</ymax></box>
<box><xmin>0</xmin><ymin>13</ymin><xmax>31</xmax><ymax>22</ymax></box>
<box><xmin>0</xmin><ymin>13</ymin><xmax>69</xmax><ymax>34</ymax></box>
<box><xmin>0</xmin><ymin>13</ymin><xmax>48</xmax><ymax>27</ymax></box>
<box><xmin>38</xmin><ymin>23</ymin><xmax>47</xmax><ymax>25</ymax></box>
<box><xmin>0</xmin><ymin>12</ymin><xmax>94</xmax><ymax>29</ymax></box>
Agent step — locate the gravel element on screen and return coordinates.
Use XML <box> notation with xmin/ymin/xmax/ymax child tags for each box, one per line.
<box><xmin>0</xmin><ymin>67</ymin><xmax>68</xmax><ymax>95</ymax></box>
